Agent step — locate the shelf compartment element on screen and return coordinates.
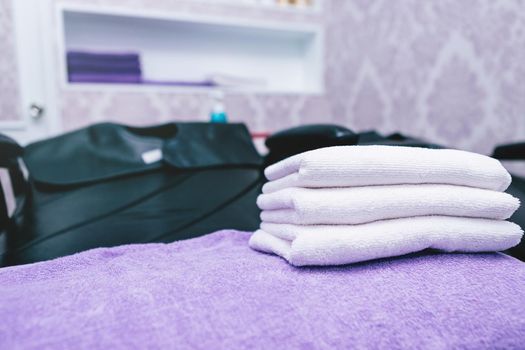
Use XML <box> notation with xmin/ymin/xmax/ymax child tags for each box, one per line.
<box><xmin>59</xmin><ymin>5</ymin><xmax>324</xmax><ymax>94</ymax></box>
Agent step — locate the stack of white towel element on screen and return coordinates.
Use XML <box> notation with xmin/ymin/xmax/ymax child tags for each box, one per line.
<box><xmin>249</xmin><ymin>145</ymin><xmax>524</xmax><ymax>266</ymax></box>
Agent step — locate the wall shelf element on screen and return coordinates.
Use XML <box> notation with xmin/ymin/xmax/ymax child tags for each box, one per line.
<box><xmin>207</xmin><ymin>0</ymin><xmax>322</xmax><ymax>13</ymax></box>
<box><xmin>58</xmin><ymin>4</ymin><xmax>324</xmax><ymax>94</ymax></box>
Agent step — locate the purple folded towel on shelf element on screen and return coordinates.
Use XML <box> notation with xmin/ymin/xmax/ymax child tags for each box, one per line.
<box><xmin>68</xmin><ymin>73</ymin><xmax>143</xmax><ymax>84</ymax></box>
<box><xmin>65</xmin><ymin>50</ymin><xmax>219</xmax><ymax>87</ymax></box>
<box><xmin>66</xmin><ymin>50</ymin><xmax>143</xmax><ymax>84</ymax></box>
<box><xmin>67</xmin><ymin>51</ymin><xmax>141</xmax><ymax>64</ymax></box>
<box><xmin>66</xmin><ymin>63</ymin><xmax>142</xmax><ymax>74</ymax></box>
<box><xmin>1</xmin><ymin>231</ymin><xmax>525</xmax><ymax>349</ymax></box>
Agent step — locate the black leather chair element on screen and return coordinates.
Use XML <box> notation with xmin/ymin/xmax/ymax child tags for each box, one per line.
<box><xmin>1</xmin><ymin>122</ymin><xmax>264</xmax><ymax>266</ymax></box>
<box><xmin>0</xmin><ymin>133</ymin><xmax>24</xmax><ymax>231</ymax></box>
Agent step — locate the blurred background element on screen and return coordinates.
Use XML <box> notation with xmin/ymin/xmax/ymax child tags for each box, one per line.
<box><xmin>0</xmin><ymin>0</ymin><xmax>524</xmax><ymax>153</ymax></box>
<box><xmin>2</xmin><ymin>0</ymin><xmax>525</xmax><ymax>266</ymax></box>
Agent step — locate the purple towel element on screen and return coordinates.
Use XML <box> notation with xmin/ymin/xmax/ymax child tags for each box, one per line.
<box><xmin>68</xmin><ymin>73</ymin><xmax>143</xmax><ymax>84</ymax></box>
<box><xmin>67</xmin><ymin>51</ymin><xmax>141</xmax><ymax>64</ymax></box>
<box><xmin>1</xmin><ymin>230</ymin><xmax>525</xmax><ymax>349</ymax></box>
<box><xmin>66</xmin><ymin>50</ymin><xmax>143</xmax><ymax>83</ymax></box>
<box><xmin>67</xmin><ymin>64</ymin><xmax>142</xmax><ymax>74</ymax></box>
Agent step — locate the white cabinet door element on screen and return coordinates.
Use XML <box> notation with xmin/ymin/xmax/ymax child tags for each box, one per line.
<box><xmin>1</xmin><ymin>0</ymin><xmax>59</xmax><ymax>145</ymax></box>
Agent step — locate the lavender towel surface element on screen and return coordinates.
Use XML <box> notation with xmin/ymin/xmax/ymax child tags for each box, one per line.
<box><xmin>1</xmin><ymin>230</ymin><xmax>525</xmax><ymax>349</ymax></box>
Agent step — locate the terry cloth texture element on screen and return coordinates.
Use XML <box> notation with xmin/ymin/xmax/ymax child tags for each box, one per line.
<box><xmin>249</xmin><ymin>217</ymin><xmax>524</xmax><ymax>266</ymax></box>
<box><xmin>258</xmin><ymin>184</ymin><xmax>520</xmax><ymax>225</ymax></box>
<box><xmin>262</xmin><ymin>145</ymin><xmax>512</xmax><ymax>193</ymax></box>
<box><xmin>1</xmin><ymin>231</ymin><xmax>525</xmax><ymax>349</ymax></box>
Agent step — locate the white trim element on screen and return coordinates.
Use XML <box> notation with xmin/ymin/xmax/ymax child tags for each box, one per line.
<box><xmin>57</xmin><ymin>3</ymin><xmax>321</xmax><ymax>34</ymax></box>
<box><xmin>61</xmin><ymin>82</ymin><xmax>324</xmax><ymax>96</ymax></box>
<box><xmin>3</xmin><ymin>0</ymin><xmax>59</xmax><ymax>142</ymax></box>
<box><xmin>40</xmin><ymin>0</ymin><xmax>61</xmax><ymax>135</ymax></box>
<box><xmin>204</xmin><ymin>0</ymin><xmax>322</xmax><ymax>14</ymax></box>
<box><xmin>56</xmin><ymin>1</ymin><xmax>69</xmax><ymax>110</ymax></box>
<box><xmin>0</xmin><ymin>120</ymin><xmax>27</xmax><ymax>130</ymax></box>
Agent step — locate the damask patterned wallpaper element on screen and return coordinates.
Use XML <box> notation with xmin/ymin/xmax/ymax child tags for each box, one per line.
<box><xmin>1</xmin><ymin>0</ymin><xmax>525</xmax><ymax>154</ymax></box>
<box><xmin>0</xmin><ymin>0</ymin><xmax>21</xmax><ymax>121</ymax></box>
<box><xmin>325</xmin><ymin>0</ymin><xmax>525</xmax><ymax>154</ymax></box>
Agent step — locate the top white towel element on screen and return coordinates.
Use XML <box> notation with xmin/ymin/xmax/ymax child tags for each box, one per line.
<box><xmin>263</xmin><ymin>145</ymin><xmax>511</xmax><ymax>193</ymax></box>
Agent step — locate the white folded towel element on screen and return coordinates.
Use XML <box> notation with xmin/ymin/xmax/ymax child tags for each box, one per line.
<box><xmin>258</xmin><ymin>184</ymin><xmax>520</xmax><ymax>225</ymax></box>
<box><xmin>263</xmin><ymin>146</ymin><xmax>511</xmax><ymax>193</ymax></box>
<box><xmin>249</xmin><ymin>217</ymin><xmax>524</xmax><ymax>266</ymax></box>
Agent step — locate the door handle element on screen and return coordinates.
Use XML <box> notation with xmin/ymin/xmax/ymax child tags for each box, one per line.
<box><xmin>29</xmin><ymin>103</ymin><xmax>45</xmax><ymax>120</ymax></box>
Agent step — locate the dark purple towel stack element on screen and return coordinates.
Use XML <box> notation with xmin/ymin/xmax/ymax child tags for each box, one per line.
<box><xmin>67</xmin><ymin>51</ymin><xmax>143</xmax><ymax>84</ymax></box>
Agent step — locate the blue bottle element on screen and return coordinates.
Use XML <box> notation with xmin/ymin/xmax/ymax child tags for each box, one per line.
<box><xmin>210</xmin><ymin>90</ymin><xmax>228</xmax><ymax>123</ymax></box>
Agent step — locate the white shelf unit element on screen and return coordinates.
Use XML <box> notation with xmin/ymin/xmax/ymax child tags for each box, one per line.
<box><xmin>58</xmin><ymin>5</ymin><xmax>324</xmax><ymax>94</ymax></box>
<box><xmin>207</xmin><ymin>0</ymin><xmax>322</xmax><ymax>13</ymax></box>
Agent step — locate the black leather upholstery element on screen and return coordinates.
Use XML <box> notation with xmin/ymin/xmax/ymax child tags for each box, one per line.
<box><xmin>2</xmin><ymin>122</ymin><xmax>263</xmax><ymax>266</ymax></box>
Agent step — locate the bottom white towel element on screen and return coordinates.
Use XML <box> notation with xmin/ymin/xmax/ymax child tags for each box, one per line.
<box><xmin>249</xmin><ymin>216</ymin><xmax>524</xmax><ymax>266</ymax></box>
